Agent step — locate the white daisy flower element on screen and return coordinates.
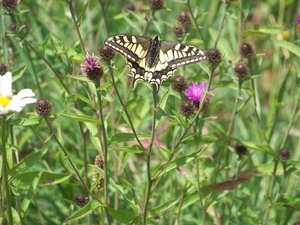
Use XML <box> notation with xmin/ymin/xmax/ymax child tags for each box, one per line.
<box><xmin>0</xmin><ymin>72</ymin><xmax>37</xmax><ymax>115</ymax></box>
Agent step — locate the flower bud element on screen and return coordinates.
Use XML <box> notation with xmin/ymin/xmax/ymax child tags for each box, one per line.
<box><xmin>99</xmin><ymin>44</ymin><xmax>115</xmax><ymax>61</ymax></box>
<box><xmin>180</xmin><ymin>101</ymin><xmax>194</xmax><ymax>117</ymax></box>
<box><xmin>2</xmin><ymin>0</ymin><xmax>17</xmax><ymax>11</ymax></box>
<box><xmin>172</xmin><ymin>75</ymin><xmax>187</xmax><ymax>92</ymax></box>
<box><xmin>74</xmin><ymin>194</ymin><xmax>87</xmax><ymax>207</ymax></box>
<box><xmin>177</xmin><ymin>11</ymin><xmax>191</xmax><ymax>28</ymax></box>
<box><xmin>206</xmin><ymin>48</ymin><xmax>221</xmax><ymax>68</ymax></box>
<box><xmin>0</xmin><ymin>64</ymin><xmax>8</xmax><ymax>75</ymax></box>
<box><xmin>36</xmin><ymin>99</ymin><xmax>52</xmax><ymax>116</ymax></box>
<box><xmin>149</xmin><ymin>0</ymin><xmax>163</xmax><ymax>10</ymax></box>
<box><xmin>234</xmin><ymin>64</ymin><xmax>248</xmax><ymax>79</ymax></box>
<box><xmin>240</xmin><ymin>43</ymin><xmax>254</xmax><ymax>58</ymax></box>
<box><xmin>279</xmin><ymin>148</ymin><xmax>290</xmax><ymax>161</ymax></box>
<box><xmin>173</xmin><ymin>27</ymin><xmax>184</xmax><ymax>38</ymax></box>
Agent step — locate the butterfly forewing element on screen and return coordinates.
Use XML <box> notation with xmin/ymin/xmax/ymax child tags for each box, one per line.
<box><xmin>105</xmin><ymin>35</ymin><xmax>151</xmax><ymax>62</ymax></box>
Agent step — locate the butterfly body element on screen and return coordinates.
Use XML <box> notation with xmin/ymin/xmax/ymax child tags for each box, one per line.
<box><xmin>105</xmin><ymin>35</ymin><xmax>206</xmax><ymax>90</ymax></box>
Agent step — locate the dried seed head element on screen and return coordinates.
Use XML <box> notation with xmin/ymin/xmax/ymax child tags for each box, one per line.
<box><xmin>240</xmin><ymin>43</ymin><xmax>254</xmax><ymax>58</ymax></box>
<box><xmin>36</xmin><ymin>99</ymin><xmax>52</xmax><ymax>116</ymax></box>
<box><xmin>0</xmin><ymin>63</ymin><xmax>8</xmax><ymax>75</ymax></box>
<box><xmin>279</xmin><ymin>148</ymin><xmax>291</xmax><ymax>161</ymax></box>
<box><xmin>149</xmin><ymin>0</ymin><xmax>163</xmax><ymax>10</ymax></box>
<box><xmin>94</xmin><ymin>154</ymin><xmax>104</xmax><ymax>169</ymax></box>
<box><xmin>180</xmin><ymin>101</ymin><xmax>195</xmax><ymax>117</ymax></box>
<box><xmin>206</xmin><ymin>48</ymin><xmax>221</xmax><ymax>68</ymax></box>
<box><xmin>234</xmin><ymin>64</ymin><xmax>248</xmax><ymax>79</ymax></box>
<box><xmin>2</xmin><ymin>0</ymin><xmax>17</xmax><ymax>11</ymax></box>
<box><xmin>234</xmin><ymin>144</ymin><xmax>248</xmax><ymax>157</ymax></box>
<box><xmin>173</xmin><ymin>26</ymin><xmax>185</xmax><ymax>38</ymax></box>
<box><xmin>99</xmin><ymin>44</ymin><xmax>115</xmax><ymax>61</ymax></box>
<box><xmin>172</xmin><ymin>75</ymin><xmax>187</xmax><ymax>92</ymax></box>
<box><xmin>74</xmin><ymin>194</ymin><xmax>87</xmax><ymax>207</ymax></box>
<box><xmin>177</xmin><ymin>11</ymin><xmax>191</xmax><ymax>28</ymax></box>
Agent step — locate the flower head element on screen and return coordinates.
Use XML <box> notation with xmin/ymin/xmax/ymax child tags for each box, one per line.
<box><xmin>0</xmin><ymin>72</ymin><xmax>36</xmax><ymax>115</ymax></box>
<box><xmin>81</xmin><ymin>53</ymin><xmax>103</xmax><ymax>81</ymax></box>
<box><xmin>185</xmin><ymin>82</ymin><xmax>210</xmax><ymax>103</ymax></box>
<box><xmin>297</xmin><ymin>15</ymin><xmax>300</xmax><ymax>25</ymax></box>
<box><xmin>36</xmin><ymin>99</ymin><xmax>52</xmax><ymax>116</ymax></box>
<box><xmin>206</xmin><ymin>48</ymin><xmax>221</xmax><ymax>68</ymax></box>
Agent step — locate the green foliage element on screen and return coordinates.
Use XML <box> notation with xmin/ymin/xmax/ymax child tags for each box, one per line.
<box><xmin>0</xmin><ymin>0</ymin><xmax>300</xmax><ymax>224</ymax></box>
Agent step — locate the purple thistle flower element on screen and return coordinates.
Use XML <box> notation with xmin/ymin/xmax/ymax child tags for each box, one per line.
<box><xmin>185</xmin><ymin>82</ymin><xmax>211</xmax><ymax>104</ymax></box>
<box><xmin>297</xmin><ymin>15</ymin><xmax>300</xmax><ymax>25</ymax></box>
<box><xmin>81</xmin><ymin>53</ymin><xmax>101</xmax><ymax>74</ymax></box>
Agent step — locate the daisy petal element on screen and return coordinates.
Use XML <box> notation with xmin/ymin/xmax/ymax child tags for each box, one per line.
<box><xmin>0</xmin><ymin>72</ymin><xmax>13</xmax><ymax>97</ymax></box>
<box><xmin>15</xmin><ymin>89</ymin><xmax>35</xmax><ymax>99</ymax></box>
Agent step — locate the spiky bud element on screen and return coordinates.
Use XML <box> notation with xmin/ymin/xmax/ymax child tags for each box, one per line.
<box><xmin>206</xmin><ymin>48</ymin><xmax>221</xmax><ymax>68</ymax></box>
<box><xmin>240</xmin><ymin>43</ymin><xmax>254</xmax><ymax>58</ymax></box>
<box><xmin>36</xmin><ymin>99</ymin><xmax>52</xmax><ymax>116</ymax></box>
<box><xmin>74</xmin><ymin>194</ymin><xmax>87</xmax><ymax>207</ymax></box>
<box><xmin>234</xmin><ymin>64</ymin><xmax>248</xmax><ymax>79</ymax></box>
<box><xmin>2</xmin><ymin>0</ymin><xmax>17</xmax><ymax>11</ymax></box>
<box><xmin>99</xmin><ymin>44</ymin><xmax>115</xmax><ymax>61</ymax></box>
<box><xmin>177</xmin><ymin>11</ymin><xmax>191</xmax><ymax>28</ymax></box>
<box><xmin>180</xmin><ymin>101</ymin><xmax>194</xmax><ymax>117</ymax></box>
<box><xmin>173</xmin><ymin>27</ymin><xmax>184</xmax><ymax>38</ymax></box>
<box><xmin>235</xmin><ymin>144</ymin><xmax>248</xmax><ymax>157</ymax></box>
<box><xmin>279</xmin><ymin>148</ymin><xmax>291</xmax><ymax>161</ymax></box>
<box><xmin>149</xmin><ymin>0</ymin><xmax>163</xmax><ymax>10</ymax></box>
<box><xmin>172</xmin><ymin>75</ymin><xmax>187</xmax><ymax>92</ymax></box>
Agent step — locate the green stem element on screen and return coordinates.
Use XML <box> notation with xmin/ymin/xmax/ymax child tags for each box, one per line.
<box><xmin>262</xmin><ymin>85</ymin><xmax>300</xmax><ymax>225</ymax></box>
<box><xmin>214</xmin><ymin>4</ymin><xmax>230</xmax><ymax>48</ymax></box>
<box><xmin>187</xmin><ymin>0</ymin><xmax>204</xmax><ymax>41</ymax></box>
<box><xmin>99</xmin><ymin>0</ymin><xmax>109</xmax><ymax>36</ymax></box>
<box><xmin>142</xmin><ymin>86</ymin><xmax>157</xmax><ymax>225</ymax></box>
<box><xmin>67</xmin><ymin>0</ymin><xmax>86</xmax><ymax>54</ymax></box>
<box><xmin>143</xmin><ymin>10</ymin><xmax>155</xmax><ymax>36</ymax></box>
<box><xmin>95</xmin><ymin>81</ymin><xmax>112</xmax><ymax>225</ymax></box>
<box><xmin>0</xmin><ymin>11</ymin><xmax>8</xmax><ymax>64</ymax></box>
<box><xmin>107</xmin><ymin>64</ymin><xmax>145</xmax><ymax>150</ymax></box>
<box><xmin>1</xmin><ymin>116</ymin><xmax>13</xmax><ymax>225</ymax></box>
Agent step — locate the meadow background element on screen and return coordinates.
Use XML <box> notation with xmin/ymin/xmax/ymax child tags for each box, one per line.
<box><xmin>0</xmin><ymin>0</ymin><xmax>300</xmax><ymax>224</ymax></box>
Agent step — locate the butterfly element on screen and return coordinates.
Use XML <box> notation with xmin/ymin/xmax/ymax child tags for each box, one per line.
<box><xmin>104</xmin><ymin>35</ymin><xmax>206</xmax><ymax>90</ymax></box>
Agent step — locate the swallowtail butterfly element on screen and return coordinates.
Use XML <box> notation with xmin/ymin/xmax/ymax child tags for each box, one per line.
<box><xmin>105</xmin><ymin>35</ymin><xmax>206</xmax><ymax>90</ymax></box>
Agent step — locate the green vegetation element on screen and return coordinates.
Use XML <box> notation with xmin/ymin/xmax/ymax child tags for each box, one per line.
<box><xmin>0</xmin><ymin>0</ymin><xmax>300</xmax><ymax>224</ymax></box>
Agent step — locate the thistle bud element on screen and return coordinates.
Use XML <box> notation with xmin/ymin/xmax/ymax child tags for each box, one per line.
<box><xmin>36</xmin><ymin>99</ymin><xmax>52</xmax><ymax>116</ymax></box>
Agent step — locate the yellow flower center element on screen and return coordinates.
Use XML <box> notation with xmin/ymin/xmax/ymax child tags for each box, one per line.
<box><xmin>0</xmin><ymin>96</ymin><xmax>11</xmax><ymax>107</ymax></box>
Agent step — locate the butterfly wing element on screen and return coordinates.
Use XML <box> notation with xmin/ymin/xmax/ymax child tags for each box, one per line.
<box><xmin>146</xmin><ymin>41</ymin><xmax>207</xmax><ymax>90</ymax></box>
<box><xmin>105</xmin><ymin>35</ymin><xmax>151</xmax><ymax>87</ymax></box>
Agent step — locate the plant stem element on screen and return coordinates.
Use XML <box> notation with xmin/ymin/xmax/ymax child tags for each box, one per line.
<box><xmin>143</xmin><ymin>10</ymin><xmax>155</xmax><ymax>36</ymax></box>
<box><xmin>99</xmin><ymin>0</ymin><xmax>109</xmax><ymax>36</ymax></box>
<box><xmin>187</xmin><ymin>0</ymin><xmax>204</xmax><ymax>41</ymax></box>
<box><xmin>107</xmin><ymin>64</ymin><xmax>145</xmax><ymax>150</ymax></box>
<box><xmin>142</xmin><ymin>86</ymin><xmax>157</xmax><ymax>225</ymax></box>
<box><xmin>214</xmin><ymin>4</ymin><xmax>230</xmax><ymax>48</ymax></box>
<box><xmin>95</xmin><ymin>81</ymin><xmax>112</xmax><ymax>225</ymax></box>
<box><xmin>262</xmin><ymin>85</ymin><xmax>300</xmax><ymax>225</ymax></box>
<box><xmin>67</xmin><ymin>0</ymin><xmax>86</xmax><ymax>54</ymax></box>
<box><xmin>1</xmin><ymin>116</ymin><xmax>13</xmax><ymax>225</ymax></box>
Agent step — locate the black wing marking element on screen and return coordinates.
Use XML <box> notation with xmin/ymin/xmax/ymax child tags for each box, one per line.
<box><xmin>104</xmin><ymin>35</ymin><xmax>151</xmax><ymax>62</ymax></box>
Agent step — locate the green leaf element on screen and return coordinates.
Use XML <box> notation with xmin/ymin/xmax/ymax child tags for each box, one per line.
<box><xmin>64</xmin><ymin>201</ymin><xmax>103</xmax><ymax>223</ymax></box>
<box><xmin>111</xmin><ymin>145</ymin><xmax>145</xmax><ymax>154</ymax></box>
<box><xmin>110</xmin><ymin>133</ymin><xmax>149</xmax><ymax>143</ymax></box>
<box><xmin>10</xmin><ymin>149</ymin><xmax>48</xmax><ymax>178</ymax></box>
<box><xmin>61</xmin><ymin>113</ymin><xmax>99</xmax><ymax>124</ymax></box>
<box><xmin>272</xmin><ymin>39</ymin><xmax>300</xmax><ymax>57</ymax></box>
<box><xmin>244</xmin><ymin>25</ymin><xmax>284</xmax><ymax>37</ymax></box>
<box><xmin>109</xmin><ymin>208</ymin><xmax>136</xmax><ymax>224</ymax></box>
